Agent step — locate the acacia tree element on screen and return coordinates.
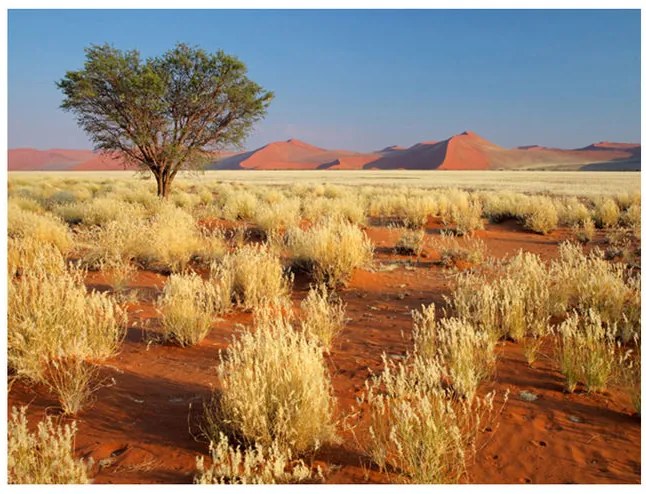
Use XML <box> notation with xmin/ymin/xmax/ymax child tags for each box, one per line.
<box><xmin>57</xmin><ymin>43</ymin><xmax>273</xmax><ymax>197</ymax></box>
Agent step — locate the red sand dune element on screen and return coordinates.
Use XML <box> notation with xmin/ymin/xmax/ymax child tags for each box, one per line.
<box><xmin>8</xmin><ymin>148</ymin><xmax>128</xmax><ymax>171</ymax></box>
<box><xmin>212</xmin><ymin>138</ymin><xmax>379</xmax><ymax>170</ymax></box>
<box><xmin>9</xmin><ymin>133</ymin><xmax>641</xmax><ymax>171</ymax></box>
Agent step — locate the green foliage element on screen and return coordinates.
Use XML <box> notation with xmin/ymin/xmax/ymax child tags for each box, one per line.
<box><xmin>58</xmin><ymin>43</ymin><xmax>273</xmax><ymax>196</ymax></box>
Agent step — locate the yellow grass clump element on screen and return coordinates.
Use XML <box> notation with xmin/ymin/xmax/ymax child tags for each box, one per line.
<box><xmin>522</xmin><ymin>196</ymin><xmax>559</xmax><ymax>234</ymax></box>
<box><xmin>438</xmin><ymin>190</ymin><xmax>484</xmax><ymax>235</ymax></box>
<box><xmin>550</xmin><ymin>241</ymin><xmax>640</xmax><ymax>340</ymax></box>
<box><xmin>287</xmin><ymin>219</ymin><xmax>373</xmax><ymax>287</ymax></box>
<box><xmin>412</xmin><ymin>305</ymin><xmax>496</xmax><ymax>401</ymax></box>
<box><xmin>155</xmin><ymin>272</ymin><xmax>222</xmax><ymax>346</ymax></box>
<box><xmin>362</xmin><ymin>352</ymin><xmax>497</xmax><ymax>483</ymax></box>
<box><xmin>430</xmin><ymin>232</ymin><xmax>488</xmax><ymax>267</ymax></box>
<box><xmin>594</xmin><ymin>197</ymin><xmax>620</xmax><ymax>228</ymax></box>
<box><xmin>9</xmin><ymin>265</ymin><xmax>126</xmax><ymax>411</ymax></box>
<box><xmin>300</xmin><ymin>284</ymin><xmax>346</xmax><ymax>351</ymax></box>
<box><xmin>215</xmin><ymin>244</ymin><xmax>291</xmax><ymax>310</ymax></box>
<box><xmin>8</xmin><ymin>236</ymin><xmax>67</xmax><ymax>277</ymax></box>
<box><xmin>450</xmin><ymin>252</ymin><xmax>551</xmax><ymax>342</ymax></box>
<box><xmin>8</xmin><ymin>407</ymin><xmax>92</xmax><ymax>484</ymax></box>
<box><xmin>195</xmin><ymin>433</ymin><xmax>320</xmax><ymax>484</ymax></box>
<box><xmin>395</xmin><ymin>228</ymin><xmax>426</xmax><ymax>257</ymax></box>
<box><xmin>9</xmin><ymin>205</ymin><xmax>72</xmax><ymax>253</ymax></box>
<box><xmin>204</xmin><ymin>304</ymin><xmax>336</xmax><ymax>455</ymax></box>
<box><xmin>555</xmin><ymin>310</ymin><xmax>619</xmax><ymax>393</ymax></box>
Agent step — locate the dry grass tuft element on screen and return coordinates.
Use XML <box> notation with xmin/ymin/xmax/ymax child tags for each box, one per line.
<box><xmin>155</xmin><ymin>272</ymin><xmax>221</xmax><ymax>346</ymax></box>
<box><xmin>9</xmin><ymin>265</ymin><xmax>126</xmax><ymax>412</ymax></box>
<box><xmin>204</xmin><ymin>303</ymin><xmax>336</xmax><ymax>455</ymax></box>
<box><xmin>8</xmin><ymin>406</ymin><xmax>92</xmax><ymax>484</ymax></box>
<box><xmin>412</xmin><ymin>305</ymin><xmax>496</xmax><ymax>401</ymax></box>
<box><xmin>395</xmin><ymin>228</ymin><xmax>426</xmax><ymax>257</ymax></box>
<box><xmin>287</xmin><ymin>219</ymin><xmax>373</xmax><ymax>287</ymax></box>
<box><xmin>195</xmin><ymin>433</ymin><xmax>321</xmax><ymax>484</ymax></box>
<box><xmin>522</xmin><ymin>196</ymin><xmax>559</xmax><ymax>234</ymax></box>
<box><xmin>430</xmin><ymin>232</ymin><xmax>488</xmax><ymax>267</ymax></box>
<box><xmin>214</xmin><ymin>244</ymin><xmax>291</xmax><ymax>310</ymax></box>
<box><xmin>555</xmin><ymin>310</ymin><xmax>619</xmax><ymax>393</ymax></box>
<box><xmin>362</xmin><ymin>352</ymin><xmax>497</xmax><ymax>483</ymax></box>
<box><xmin>300</xmin><ymin>284</ymin><xmax>346</xmax><ymax>351</ymax></box>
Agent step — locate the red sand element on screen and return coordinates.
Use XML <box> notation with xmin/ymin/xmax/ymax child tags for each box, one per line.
<box><xmin>7</xmin><ymin>218</ymin><xmax>641</xmax><ymax>484</ymax></box>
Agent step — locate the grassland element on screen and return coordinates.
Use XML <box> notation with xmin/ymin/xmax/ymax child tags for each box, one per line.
<box><xmin>7</xmin><ymin>170</ymin><xmax>641</xmax><ymax>484</ymax></box>
<box><xmin>9</xmin><ymin>169</ymin><xmax>641</xmax><ymax>195</ymax></box>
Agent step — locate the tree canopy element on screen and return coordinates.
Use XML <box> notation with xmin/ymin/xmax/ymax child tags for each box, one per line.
<box><xmin>57</xmin><ymin>43</ymin><xmax>273</xmax><ymax>196</ymax></box>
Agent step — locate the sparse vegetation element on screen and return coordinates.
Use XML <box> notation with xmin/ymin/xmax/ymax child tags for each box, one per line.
<box><xmin>6</xmin><ymin>172</ymin><xmax>641</xmax><ymax>484</ymax></box>
<box><xmin>204</xmin><ymin>304</ymin><xmax>337</xmax><ymax>455</ymax></box>
<box><xmin>155</xmin><ymin>272</ymin><xmax>220</xmax><ymax>346</ymax></box>
<box><xmin>412</xmin><ymin>305</ymin><xmax>496</xmax><ymax>401</ymax></box>
<box><xmin>287</xmin><ymin>219</ymin><xmax>373</xmax><ymax>287</ymax></box>
<box><xmin>195</xmin><ymin>433</ymin><xmax>320</xmax><ymax>484</ymax></box>
<box><xmin>363</xmin><ymin>353</ymin><xmax>497</xmax><ymax>483</ymax></box>
<box><xmin>522</xmin><ymin>196</ymin><xmax>559</xmax><ymax>234</ymax></box>
<box><xmin>216</xmin><ymin>244</ymin><xmax>291</xmax><ymax>310</ymax></box>
<box><xmin>8</xmin><ymin>407</ymin><xmax>92</xmax><ymax>484</ymax></box>
<box><xmin>300</xmin><ymin>284</ymin><xmax>346</xmax><ymax>351</ymax></box>
<box><xmin>555</xmin><ymin>310</ymin><xmax>619</xmax><ymax>393</ymax></box>
<box><xmin>395</xmin><ymin>228</ymin><xmax>426</xmax><ymax>256</ymax></box>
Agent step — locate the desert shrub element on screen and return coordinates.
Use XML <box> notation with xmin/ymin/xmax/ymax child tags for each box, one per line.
<box><xmin>556</xmin><ymin>197</ymin><xmax>592</xmax><ymax>227</ymax></box>
<box><xmin>204</xmin><ymin>304</ymin><xmax>336</xmax><ymax>455</ymax></box>
<box><xmin>551</xmin><ymin>242</ymin><xmax>640</xmax><ymax>340</ymax></box>
<box><xmin>42</xmin><ymin>357</ymin><xmax>101</xmax><ymax>415</ymax></box>
<box><xmin>619</xmin><ymin>337</ymin><xmax>641</xmax><ymax>414</ymax></box>
<box><xmin>300</xmin><ymin>284</ymin><xmax>346</xmax><ymax>351</ymax></box>
<box><xmin>8</xmin><ymin>266</ymin><xmax>126</xmax><ymax>383</ymax></box>
<box><xmin>253</xmin><ymin>199</ymin><xmax>301</xmax><ymax>236</ymax></box>
<box><xmin>363</xmin><ymin>353</ymin><xmax>496</xmax><ymax>483</ymax></box>
<box><xmin>555</xmin><ymin>310</ymin><xmax>619</xmax><ymax>393</ymax></box>
<box><xmin>412</xmin><ymin>305</ymin><xmax>496</xmax><ymax>401</ymax></box>
<box><xmin>222</xmin><ymin>190</ymin><xmax>259</xmax><ymax>221</ymax></box>
<box><xmin>77</xmin><ymin>205</ymin><xmax>204</xmax><ymax>273</ymax></box>
<box><xmin>10</xmin><ymin>196</ymin><xmax>45</xmax><ymax>213</ymax></box>
<box><xmin>481</xmin><ymin>191</ymin><xmax>532</xmax><ymax>223</ymax></box>
<box><xmin>573</xmin><ymin>217</ymin><xmax>596</xmax><ymax>243</ymax></box>
<box><xmin>194</xmin><ymin>228</ymin><xmax>229</xmax><ymax>265</ymax></box>
<box><xmin>593</xmin><ymin>198</ymin><xmax>620</xmax><ymax>228</ymax></box>
<box><xmin>215</xmin><ymin>244</ymin><xmax>291</xmax><ymax>310</ymax></box>
<box><xmin>195</xmin><ymin>433</ymin><xmax>320</xmax><ymax>484</ymax></box>
<box><xmin>522</xmin><ymin>196</ymin><xmax>559</xmax><ymax>234</ymax></box>
<box><xmin>8</xmin><ymin>237</ymin><xmax>67</xmax><ymax>277</ymax></box>
<box><xmin>155</xmin><ymin>273</ymin><xmax>222</xmax><ymax>346</ymax></box>
<box><xmin>287</xmin><ymin>219</ymin><xmax>373</xmax><ymax>287</ymax></box>
<box><xmin>8</xmin><ymin>407</ymin><xmax>92</xmax><ymax>484</ymax></box>
<box><xmin>8</xmin><ymin>205</ymin><xmax>72</xmax><ymax>253</ymax></box>
<box><xmin>395</xmin><ymin>228</ymin><xmax>426</xmax><ymax>256</ymax></box>
<box><xmin>621</xmin><ymin>203</ymin><xmax>641</xmax><ymax>230</ymax></box>
<box><xmin>440</xmin><ymin>191</ymin><xmax>484</xmax><ymax>235</ymax></box>
<box><xmin>78</xmin><ymin>220</ymin><xmax>142</xmax><ymax>270</ymax></box>
<box><xmin>394</xmin><ymin>196</ymin><xmax>435</xmax><ymax>229</ymax></box>
<box><xmin>134</xmin><ymin>203</ymin><xmax>203</xmax><ymax>271</ymax></box>
<box><xmin>449</xmin><ymin>252</ymin><xmax>551</xmax><ymax>345</ymax></box>
<box><xmin>302</xmin><ymin>197</ymin><xmax>366</xmax><ymax>225</ymax></box>
<box><xmin>430</xmin><ymin>232</ymin><xmax>488</xmax><ymax>267</ymax></box>
<box><xmin>614</xmin><ymin>191</ymin><xmax>640</xmax><ymax>210</ymax></box>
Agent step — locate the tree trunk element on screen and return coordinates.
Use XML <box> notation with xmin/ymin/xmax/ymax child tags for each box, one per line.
<box><xmin>154</xmin><ymin>169</ymin><xmax>172</xmax><ymax>198</ymax></box>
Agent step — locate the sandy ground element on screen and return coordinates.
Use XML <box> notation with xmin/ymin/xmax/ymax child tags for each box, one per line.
<box><xmin>8</xmin><ymin>218</ymin><xmax>641</xmax><ymax>484</ymax></box>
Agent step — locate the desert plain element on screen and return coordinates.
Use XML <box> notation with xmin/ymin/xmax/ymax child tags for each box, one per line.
<box><xmin>7</xmin><ymin>169</ymin><xmax>641</xmax><ymax>484</ymax></box>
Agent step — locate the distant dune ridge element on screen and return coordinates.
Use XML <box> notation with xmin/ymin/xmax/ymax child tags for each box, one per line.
<box><xmin>8</xmin><ymin>131</ymin><xmax>641</xmax><ymax>171</ymax></box>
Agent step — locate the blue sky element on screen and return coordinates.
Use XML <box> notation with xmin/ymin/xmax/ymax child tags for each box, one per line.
<box><xmin>8</xmin><ymin>9</ymin><xmax>641</xmax><ymax>151</ymax></box>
